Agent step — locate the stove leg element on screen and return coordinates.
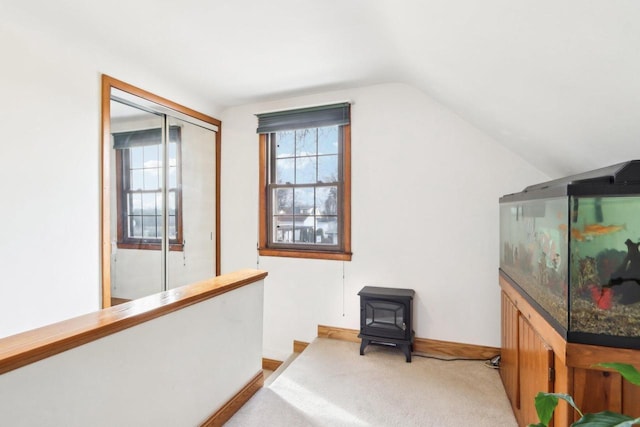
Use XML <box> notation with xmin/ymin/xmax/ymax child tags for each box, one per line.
<box><xmin>360</xmin><ymin>339</ymin><xmax>369</xmax><ymax>356</ymax></box>
<box><xmin>402</xmin><ymin>344</ymin><xmax>412</xmax><ymax>363</ymax></box>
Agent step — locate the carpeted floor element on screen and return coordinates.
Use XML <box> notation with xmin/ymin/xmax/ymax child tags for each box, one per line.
<box><xmin>226</xmin><ymin>338</ymin><xmax>518</xmax><ymax>426</ymax></box>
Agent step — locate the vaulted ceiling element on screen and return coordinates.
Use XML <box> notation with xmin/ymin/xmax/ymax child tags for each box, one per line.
<box><xmin>5</xmin><ymin>0</ymin><xmax>640</xmax><ymax>177</ymax></box>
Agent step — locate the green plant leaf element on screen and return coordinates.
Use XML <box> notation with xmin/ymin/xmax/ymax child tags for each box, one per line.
<box><xmin>532</xmin><ymin>392</ymin><xmax>583</xmax><ymax>426</ymax></box>
<box><xmin>595</xmin><ymin>363</ymin><xmax>640</xmax><ymax>387</ymax></box>
<box><xmin>532</xmin><ymin>392</ymin><xmax>558</xmax><ymax>426</ymax></box>
<box><xmin>612</xmin><ymin>419</ymin><xmax>640</xmax><ymax>427</ymax></box>
<box><xmin>530</xmin><ymin>363</ymin><xmax>640</xmax><ymax>427</ymax></box>
<box><xmin>572</xmin><ymin>411</ymin><xmax>638</xmax><ymax>426</ymax></box>
<box><xmin>615</xmin><ymin>418</ymin><xmax>640</xmax><ymax>427</ymax></box>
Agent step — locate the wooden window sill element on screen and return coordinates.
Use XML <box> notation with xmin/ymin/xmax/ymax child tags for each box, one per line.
<box><xmin>117</xmin><ymin>242</ymin><xmax>184</xmax><ymax>252</ymax></box>
<box><xmin>259</xmin><ymin>248</ymin><xmax>352</xmax><ymax>261</ymax></box>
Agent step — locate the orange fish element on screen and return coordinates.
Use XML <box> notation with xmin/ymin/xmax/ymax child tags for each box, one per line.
<box><xmin>571</xmin><ymin>228</ymin><xmax>585</xmax><ymax>241</ymax></box>
<box><xmin>571</xmin><ymin>224</ymin><xmax>625</xmax><ymax>241</ymax></box>
<box><xmin>583</xmin><ymin>224</ymin><xmax>625</xmax><ymax>235</ymax></box>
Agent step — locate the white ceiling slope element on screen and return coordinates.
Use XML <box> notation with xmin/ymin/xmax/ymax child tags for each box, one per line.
<box><xmin>4</xmin><ymin>0</ymin><xmax>640</xmax><ymax>177</ymax></box>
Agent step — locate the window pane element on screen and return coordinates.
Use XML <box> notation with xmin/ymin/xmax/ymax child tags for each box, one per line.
<box><xmin>273</xmin><ymin>188</ymin><xmax>293</xmax><ymax>214</ymax></box>
<box><xmin>144</xmin><ymin>168</ymin><xmax>160</xmax><ymax>190</ymax></box>
<box><xmin>318</xmin><ymin>155</ymin><xmax>338</xmax><ymax>183</ymax></box>
<box><xmin>318</xmin><ymin>126</ymin><xmax>338</xmax><ymax>155</ymax></box>
<box><xmin>275</xmin><ymin>158</ymin><xmax>294</xmax><ymax>184</ymax></box>
<box><xmin>129</xmin><ymin>193</ymin><xmax>142</xmax><ymax>215</ymax></box>
<box><xmin>129</xmin><ymin>215</ymin><xmax>142</xmax><ymax>238</ymax></box>
<box><xmin>295</xmin><ymin>156</ymin><xmax>316</xmax><ymax>184</ymax></box>
<box><xmin>316</xmin><ymin>186</ymin><xmax>338</xmax><ymax>215</ymax></box>
<box><xmin>294</xmin><ymin>187</ymin><xmax>315</xmax><ymax>215</ymax></box>
<box><xmin>273</xmin><ymin>217</ymin><xmax>293</xmax><ymax>243</ymax></box>
<box><xmin>142</xmin><ymin>193</ymin><xmax>157</xmax><ymax>215</ymax></box>
<box><xmin>143</xmin><ymin>144</ymin><xmax>160</xmax><ymax>167</ymax></box>
<box><xmin>155</xmin><ymin>193</ymin><xmax>163</xmax><ymax>216</ymax></box>
<box><xmin>294</xmin><ymin>217</ymin><xmax>314</xmax><ymax>243</ymax></box>
<box><xmin>130</xmin><ymin>147</ymin><xmax>144</xmax><ymax>169</ymax></box>
<box><xmin>296</xmin><ymin>128</ymin><xmax>316</xmax><ymax>156</ymax></box>
<box><xmin>169</xmin><ymin>166</ymin><xmax>177</xmax><ymax>188</ymax></box>
<box><xmin>316</xmin><ymin>216</ymin><xmax>338</xmax><ymax>244</ymax></box>
<box><xmin>153</xmin><ymin>215</ymin><xmax>164</xmax><ymax>239</ymax></box>
<box><xmin>142</xmin><ymin>216</ymin><xmax>158</xmax><ymax>238</ymax></box>
<box><xmin>168</xmin><ymin>215</ymin><xmax>176</xmax><ymax>239</ymax></box>
<box><xmin>131</xmin><ymin>170</ymin><xmax>143</xmax><ymax>191</ymax></box>
<box><xmin>168</xmin><ymin>191</ymin><xmax>176</xmax><ymax>215</ymax></box>
<box><xmin>275</xmin><ymin>131</ymin><xmax>295</xmax><ymax>158</ymax></box>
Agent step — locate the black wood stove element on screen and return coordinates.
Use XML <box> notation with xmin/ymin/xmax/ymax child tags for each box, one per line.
<box><xmin>358</xmin><ymin>286</ymin><xmax>415</xmax><ymax>362</ymax></box>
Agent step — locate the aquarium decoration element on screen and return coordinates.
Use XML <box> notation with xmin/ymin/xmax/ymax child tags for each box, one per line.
<box><xmin>500</xmin><ymin>161</ymin><xmax>640</xmax><ymax>349</ymax></box>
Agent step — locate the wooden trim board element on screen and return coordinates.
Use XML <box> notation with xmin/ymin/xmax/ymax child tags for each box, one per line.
<box><xmin>262</xmin><ymin>358</ymin><xmax>283</xmax><ymax>371</ymax></box>
<box><xmin>317</xmin><ymin>325</ymin><xmax>361</xmax><ymax>343</ymax></box>
<box><xmin>413</xmin><ymin>337</ymin><xmax>500</xmax><ymax>360</ymax></box>
<box><xmin>566</xmin><ymin>342</ymin><xmax>640</xmax><ymax>369</ymax></box>
<box><xmin>317</xmin><ymin>324</ymin><xmax>500</xmax><ymax>360</ymax></box>
<box><xmin>293</xmin><ymin>340</ymin><xmax>309</xmax><ymax>353</ymax></box>
<box><xmin>200</xmin><ymin>370</ymin><xmax>263</xmax><ymax>427</ymax></box>
<box><xmin>263</xmin><ymin>340</ymin><xmax>309</xmax><ymax>372</ymax></box>
<box><xmin>263</xmin><ymin>339</ymin><xmax>310</xmax><ymax>372</ymax></box>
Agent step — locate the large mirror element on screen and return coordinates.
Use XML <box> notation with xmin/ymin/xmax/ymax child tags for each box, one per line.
<box><xmin>101</xmin><ymin>76</ymin><xmax>220</xmax><ymax>307</ymax></box>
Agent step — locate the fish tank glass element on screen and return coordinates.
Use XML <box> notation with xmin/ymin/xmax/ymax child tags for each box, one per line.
<box><xmin>500</xmin><ymin>198</ymin><xmax>569</xmax><ymax>331</ymax></box>
<box><xmin>500</xmin><ymin>161</ymin><xmax>640</xmax><ymax>349</ymax></box>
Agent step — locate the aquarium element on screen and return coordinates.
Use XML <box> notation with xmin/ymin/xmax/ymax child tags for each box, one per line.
<box><xmin>500</xmin><ymin>161</ymin><xmax>640</xmax><ymax>349</ymax></box>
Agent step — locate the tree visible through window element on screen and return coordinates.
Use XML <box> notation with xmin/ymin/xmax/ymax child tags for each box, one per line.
<box><xmin>257</xmin><ymin>103</ymin><xmax>351</xmax><ymax>260</ymax></box>
<box><xmin>113</xmin><ymin>126</ymin><xmax>183</xmax><ymax>251</ymax></box>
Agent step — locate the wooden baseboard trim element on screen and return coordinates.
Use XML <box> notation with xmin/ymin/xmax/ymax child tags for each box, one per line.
<box><xmin>293</xmin><ymin>340</ymin><xmax>309</xmax><ymax>353</ymax></box>
<box><xmin>263</xmin><ymin>341</ymin><xmax>309</xmax><ymax>372</ymax></box>
<box><xmin>413</xmin><ymin>337</ymin><xmax>499</xmax><ymax>359</ymax></box>
<box><xmin>317</xmin><ymin>324</ymin><xmax>500</xmax><ymax>360</ymax></box>
<box><xmin>262</xmin><ymin>358</ymin><xmax>283</xmax><ymax>371</ymax></box>
<box><xmin>317</xmin><ymin>325</ymin><xmax>360</xmax><ymax>343</ymax></box>
<box><xmin>201</xmin><ymin>370</ymin><xmax>263</xmax><ymax>427</ymax></box>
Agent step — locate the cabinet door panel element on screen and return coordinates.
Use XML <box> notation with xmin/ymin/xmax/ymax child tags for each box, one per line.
<box><xmin>519</xmin><ymin>316</ymin><xmax>554</xmax><ymax>426</ymax></box>
<box><xmin>500</xmin><ymin>291</ymin><xmax>519</xmax><ymax>409</ymax></box>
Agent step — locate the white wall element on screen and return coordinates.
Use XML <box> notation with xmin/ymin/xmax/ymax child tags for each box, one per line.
<box><xmin>0</xmin><ymin>12</ymin><xmax>220</xmax><ymax>338</ymax></box>
<box><xmin>0</xmin><ymin>5</ymin><xmax>550</xmax><ymax>360</ymax></box>
<box><xmin>221</xmin><ymin>83</ymin><xmax>549</xmax><ymax>360</ymax></box>
<box><xmin>0</xmin><ymin>279</ymin><xmax>264</xmax><ymax>426</ymax></box>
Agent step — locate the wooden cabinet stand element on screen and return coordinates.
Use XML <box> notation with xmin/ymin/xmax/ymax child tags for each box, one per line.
<box><xmin>499</xmin><ymin>273</ymin><xmax>640</xmax><ymax>427</ymax></box>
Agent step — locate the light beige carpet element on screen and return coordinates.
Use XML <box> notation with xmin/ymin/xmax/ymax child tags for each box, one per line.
<box><xmin>226</xmin><ymin>338</ymin><xmax>517</xmax><ymax>426</ymax></box>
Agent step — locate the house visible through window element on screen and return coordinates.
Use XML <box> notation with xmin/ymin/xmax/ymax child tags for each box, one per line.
<box><xmin>113</xmin><ymin>126</ymin><xmax>183</xmax><ymax>251</ymax></box>
<box><xmin>257</xmin><ymin>103</ymin><xmax>352</xmax><ymax>261</ymax></box>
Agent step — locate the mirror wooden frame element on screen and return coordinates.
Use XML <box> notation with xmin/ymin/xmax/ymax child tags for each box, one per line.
<box><xmin>101</xmin><ymin>75</ymin><xmax>221</xmax><ymax>308</ymax></box>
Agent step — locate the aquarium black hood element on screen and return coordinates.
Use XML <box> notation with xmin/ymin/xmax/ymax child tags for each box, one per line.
<box><xmin>501</xmin><ymin>160</ymin><xmax>640</xmax><ymax>202</ymax></box>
